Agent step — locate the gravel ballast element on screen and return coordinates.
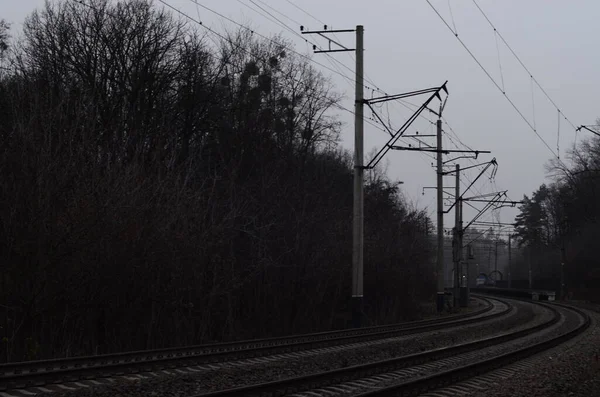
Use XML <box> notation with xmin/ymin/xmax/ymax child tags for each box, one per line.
<box><xmin>468</xmin><ymin>305</ymin><xmax>600</xmax><ymax>397</ymax></box>
<box><xmin>35</xmin><ymin>298</ymin><xmax>550</xmax><ymax>397</ymax></box>
<box><xmin>276</xmin><ymin>302</ymin><xmax>585</xmax><ymax>397</ymax></box>
<box><xmin>422</xmin><ymin>302</ymin><xmax>600</xmax><ymax>397</ymax></box>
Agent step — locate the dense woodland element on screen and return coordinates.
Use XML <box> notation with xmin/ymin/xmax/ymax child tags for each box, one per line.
<box><xmin>0</xmin><ymin>0</ymin><xmax>434</xmax><ymax>362</ymax></box>
<box><xmin>513</xmin><ymin>128</ymin><xmax>600</xmax><ymax>301</ymax></box>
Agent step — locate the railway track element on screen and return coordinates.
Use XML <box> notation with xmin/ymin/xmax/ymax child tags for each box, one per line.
<box><xmin>351</xmin><ymin>301</ymin><xmax>590</xmax><ymax>397</ymax></box>
<box><xmin>188</xmin><ymin>298</ymin><xmax>588</xmax><ymax>397</ymax></box>
<box><xmin>0</xmin><ymin>297</ymin><xmax>506</xmax><ymax>393</ymax></box>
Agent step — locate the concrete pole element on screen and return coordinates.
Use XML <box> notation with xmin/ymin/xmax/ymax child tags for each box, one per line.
<box><xmin>494</xmin><ymin>240</ymin><xmax>498</xmax><ymax>275</ymax></box>
<box><xmin>528</xmin><ymin>249</ymin><xmax>533</xmax><ymax>289</ymax></box>
<box><xmin>560</xmin><ymin>240</ymin><xmax>566</xmax><ymax>300</ymax></box>
<box><xmin>560</xmin><ymin>255</ymin><xmax>565</xmax><ymax>300</ymax></box>
<box><xmin>488</xmin><ymin>246</ymin><xmax>492</xmax><ymax>274</ymax></box>
<box><xmin>460</xmin><ymin>198</ymin><xmax>468</xmax><ymax>306</ymax></box>
<box><xmin>508</xmin><ymin>235</ymin><xmax>512</xmax><ymax>289</ymax></box>
<box><xmin>560</xmin><ymin>206</ymin><xmax>566</xmax><ymax>300</ymax></box>
<box><xmin>436</xmin><ymin>119</ymin><xmax>444</xmax><ymax>312</ymax></box>
<box><xmin>453</xmin><ymin>164</ymin><xmax>460</xmax><ymax>308</ymax></box>
<box><xmin>351</xmin><ymin>25</ymin><xmax>364</xmax><ymax>328</ymax></box>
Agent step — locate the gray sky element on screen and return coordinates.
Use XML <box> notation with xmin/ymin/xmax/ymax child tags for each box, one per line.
<box><xmin>5</xmin><ymin>0</ymin><xmax>599</xmax><ymax>230</ymax></box>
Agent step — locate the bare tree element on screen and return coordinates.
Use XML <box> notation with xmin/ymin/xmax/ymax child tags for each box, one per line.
<box><xmin>0</xmin><ymin>0</ymin><xmax>434</xmax><ymax>362</ymax></box>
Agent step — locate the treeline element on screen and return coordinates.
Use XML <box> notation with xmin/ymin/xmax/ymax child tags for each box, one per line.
<box><xmin>0</xmin><ymin>0</ymin><xmax>433</xmax><ymax>362</ymax></box>
<box><xmin>514</xmin><ymin>125</ymin><xmax>600</xmax><ymax>300</ymax></box>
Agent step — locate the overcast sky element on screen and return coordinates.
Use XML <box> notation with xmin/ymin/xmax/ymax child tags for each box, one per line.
<box><xmin>5</xmin><ymin>0</ymin><xmax>599</xmax><ymax>231</ymax></box>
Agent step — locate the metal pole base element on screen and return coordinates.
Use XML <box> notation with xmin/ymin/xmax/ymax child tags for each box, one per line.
<box><xmin>352</xmin><ymin>296</ymin><xmax>363</xmax><ymax>328</ymax></box>
<box><xmin>436</xmin><ymin>292</ymin><xmax>445</xmax><ymax>312</ymax></box>
<box><xmin>459</xmin><ymin>287</ymin><xmax>468</xmax><ymax>307</ymax></box>
<box><xmin>454</xmin><ymin>289</ymin><xmax>459</xmax><ymax>309</ymax></box>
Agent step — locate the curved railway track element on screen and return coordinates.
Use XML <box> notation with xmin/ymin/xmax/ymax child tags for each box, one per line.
<box><xmin>0</xmin><ymin>297</ymin><xmax>506</xmax><ymax>392</ymax></box>
<box><xmin>188</xmin><ymin>298</ymin><xmax>588</xmax><ymax>397</ymax></box>
<box><xmin>350</xmin><ymin>301</ymin><xmax>590</xmax><ymax>397</ymax></box>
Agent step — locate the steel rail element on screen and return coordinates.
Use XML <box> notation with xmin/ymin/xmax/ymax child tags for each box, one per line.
<box><xmin>0</xmin><ymin>297</ymin><xmax>505</xmax><ymax>390</ymax></box>
<box><xmin>354</xmin><ymin>302</ymin><xmax>589</xmax><ymax>397</ymax></box>
<box><xmin>190</xmin><ymin>297</ymin><xmax>558</xmax><ymax>397</ymax></box>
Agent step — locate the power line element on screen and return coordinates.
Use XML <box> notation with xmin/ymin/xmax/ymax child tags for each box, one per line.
<box><xmin>392</xmin><ymin>98</ymin><xmax>437</xmax><ymax>125</ymax></box>
<box><xmin>253</xmin><ymin>1</ymin><xmax>387</xmax><ymax>96</ymax></box>
<box><xmin>176</xmin><ymin>0</ymin><xmax>505</xmax><ymax>224</ymax></box>
<box><xmin>252</xmin><ymin>0</ymin><xmax>303</xmax><ymax>27</ymax></box>
<box><xmin>446</xmin><ymin>0</ymin><xmax>458</xmax><ymax>35</ymax></box>
<box><xmin>442</xmin><ymin>127</ymin><xmax>510</xmax><ymax>223</ymax></box>
<box><xmin>282</xmin><ymin>0</ymin><xmax>386</xmax><ymax>95</ymax></box>
<box><xmin>425</xmin><ymin>0</ymin><xmax>567</xmax><ymax>167</ymax></box>
<box><xmin>369</xmin><ymin>99</ymin><xmax>439</xmax><ymax>152</ymax></box>
<box><xmin>384</xmin><ymin>98</ymin><xmax>443</xmax><ymax>152</ymax></box>
<box><xmin>235</xmin><ymin>0</ymin><xmax>356</xmax><ymax>88</ymax></box>
<box><xmin>284</xmin><ymin>0</ymin><xmax>324</xmax><ymax>28</ymax></box>
<box><xmin>73</xmin><ymin>0</ymin><xmax>450</xmax><ymax>229</ymax></box>
<box><xmin>184</xmin><ymin>0</ymin><xmax>361</xmax><ymax>86</ymax></box>
<box><xmin>392</xmin><ymin>91</ymin><xmax>502</xmax><ymax>221</ymax></box>
<box><xmin>85</xmin><ymin>0</ymin><xmax>433</xmax><ymax>180</ymax></box>
<box><xmin>86</xmin><ymin>0</ymin><xmax>351</xmax><ymax>154</ymax></box>
<box><xmin>433</xmin><ymin>112</ymin><xmax>507</xmax><ymax>216</ymax></box>
<box><xmin>442</xmin><ymin>122</ymin><xmax>505</xmax><ymax>204</ymax></box>
<box><xmin>442</xmin><ymin>117</ymin><xmax>473</xmax><ymax>151</ymax></box>
<box><xmin>77</xmin><ymin>0</ymin><xmax>320</xmax><ymax>99</ymax></box>
<box><xmin>471</xmin><ymin>0</ymin><xmax>577</xmax><ymax>131</ymax></box>
<box><xmin>437</xmin><ymin>3</ymin><xmax>549</xmax><ymax>206</ymax></box>
<box><xmin>493</xmin><ymin>30</ymin><xmax>505</xmax><ymax>93</ymax></box>
<box><xmin>442</xmin><ymin>126</ymin><xmax>491</xmax><ymax>198</ymax></box>
<box><xmin>246</xmin><ymin>0</ymin><xmax>307</xmax><ymax>42</ymax></box>
<box><xmin>238</xmin><ymin>0</ymin><xmax>373</xmax><ymax>93</ymax></box>
<box><xmin>217</xmin><ymin>0</ymin><xmax>394</xmax><ymax>97</ymax></box>
<box><xmin>393</xmin><ymin>102</ymin><xmax>495</xmax><ymax>205</ymax></box>
<box><xmin>261</xmin><ymin>3</ymin><xmax>476</xmax><ymax>197</ymax></box>
<box><xmin>161</xmin><ymin>0</ymin><xmax>437</xmax><ymax>170</ymax></box>
<box><xmin>335</xmin><ymin>103</ymin><xmax>437</xmax><ymax>164</ymax></box>
<box><xmin>443</xmin><ymin>137</ymin><xmax>494</xmax><ymax>207</ymax></box>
